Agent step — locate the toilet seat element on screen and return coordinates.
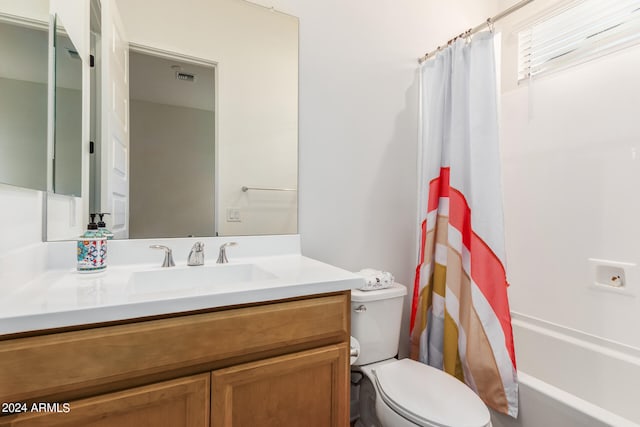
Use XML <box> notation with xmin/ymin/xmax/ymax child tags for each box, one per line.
<box><xmin>373</xmin><ymin>359</ymin><xmax>490</xmax><ymax>427</ymax></box>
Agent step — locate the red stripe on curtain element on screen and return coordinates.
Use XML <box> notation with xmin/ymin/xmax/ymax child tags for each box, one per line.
<box><xmin>448</xmin><ymin>188</ymin><xmax>472</xmax><ymax>249</ymax></box>
<box><xmin>410</xmin><ymin>219</ymin><xmax>427</xmax><ymax>332</ymax></box>
<box><xmin>427</xmin><ymin>167</ymin><xmax>450</xmax><ymax>212</ymax></box>
<box><xmin>470</xmin><ymin>232</ymin><xmax>516</xmax><ymax>366</ymax></box>
<box><xmin>448</xmin><ymin>187</ymin><xmax>516</xmax><ymax>366</ymax></box>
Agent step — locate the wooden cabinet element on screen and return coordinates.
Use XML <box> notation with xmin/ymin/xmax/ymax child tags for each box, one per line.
<box><xmin>0</xmin><ymin>292</ymin><xmax>350</xmax><ymax>426</ymax></box>
<box><xmin>212</xmin><ymin>344</ymin><xmax>349</xmax><ymax>427</ymax></box>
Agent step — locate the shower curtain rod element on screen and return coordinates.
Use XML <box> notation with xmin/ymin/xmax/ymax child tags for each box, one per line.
<box><xmin>418</xmin><ymin>0</ymin><xmax>535</xmax><ymax>63</ymax></box>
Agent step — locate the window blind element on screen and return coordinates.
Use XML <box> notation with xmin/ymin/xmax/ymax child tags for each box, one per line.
<box><xmin>518</xmin><ymin>0</ymin><xmax>640</xmax><ymax>81</ymax></box>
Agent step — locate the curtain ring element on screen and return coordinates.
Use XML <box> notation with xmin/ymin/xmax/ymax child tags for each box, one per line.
<box><xmin>486</xmin><ymin>17</ymin><xmax>495</xmax><ymax>33</ymax></box>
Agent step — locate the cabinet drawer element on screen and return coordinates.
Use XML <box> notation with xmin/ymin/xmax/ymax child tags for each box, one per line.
<box><xmin>0</xmin><ymin>373</ymin><xmax>210</xmax><ymax>427</ymax></box>
<box><xmin>0</xmin><ymin>293</ymin><xmax>349</xmax><ymax>402</ymax></box>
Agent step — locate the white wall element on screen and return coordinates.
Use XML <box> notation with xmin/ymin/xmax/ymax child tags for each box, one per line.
<box><xmin>0</xmin><ymin>0</ymin><xmax>48</xmax><ymax>21</ymax></box>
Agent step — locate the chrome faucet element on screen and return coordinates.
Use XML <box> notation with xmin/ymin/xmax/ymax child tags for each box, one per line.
<box><xmin>187</xmin><ymin>242</ymin><xmax>205</xmax><ymax>266</ymax></box>
<box><xmin>149</xmin><ymin>245</ymin><xmax>175</xmax><ymax>267</ymax></box>
<box><xmin>216</xmin><ymin>242</ymin><xmax>237</xmax><ymax>264</ymax></box>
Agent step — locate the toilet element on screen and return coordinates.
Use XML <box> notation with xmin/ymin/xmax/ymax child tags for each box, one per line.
<box><xmin>351</xmin><ymin>283</ymin><xmax>491</xmax><ymax>427</ymax></box>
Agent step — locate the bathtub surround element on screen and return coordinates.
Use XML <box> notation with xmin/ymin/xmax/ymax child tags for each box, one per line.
<box><xmin>500</xmin><ymin>23</ymin><xmax>640</xmax><ymax>351</ymax></box>
<box><xmin>492</xmin><ymin>372</ymin><xmax>638</xmax><ymax>427</ymax></box>
<box><xmin>489</xmin><ymin>0</ymin><xmax>640</xmax><ymax>425</ymax></box>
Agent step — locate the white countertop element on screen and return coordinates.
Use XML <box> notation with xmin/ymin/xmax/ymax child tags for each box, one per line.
<box><xmin>0</xmin><ymin>236</ymin><xmax>364</xmax><ymax>336</ymax></box>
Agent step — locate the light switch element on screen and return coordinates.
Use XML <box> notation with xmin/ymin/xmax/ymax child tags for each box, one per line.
<box><xmin>226</xmin><ymin>208</ymin><xmax>241</xmax><ymax>222</ymax></box>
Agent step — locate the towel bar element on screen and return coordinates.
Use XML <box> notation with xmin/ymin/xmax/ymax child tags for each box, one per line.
<box><xmin>241</xmin><ymin>186</ymin><xmax>297</xmax><ymax>192</ymax></box>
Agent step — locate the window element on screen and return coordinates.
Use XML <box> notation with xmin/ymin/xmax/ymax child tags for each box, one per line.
<box><xmin>518</xmin><ymin>0</ymin><xmax>640</xmax><ymax>81</ymax></box>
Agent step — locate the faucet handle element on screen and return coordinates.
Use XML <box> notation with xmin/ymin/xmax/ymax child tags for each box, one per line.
<box><xmin>217</xmin><ymin>242</ymin><xmax>238</xmax><ymax>264</ymax></box>
<box><xmin>149</xmin><ymin>245</ymin><xmax>175</xmax><ymax>267</ymax></box>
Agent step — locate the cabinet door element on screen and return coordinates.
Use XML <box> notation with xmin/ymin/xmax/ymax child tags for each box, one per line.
<box><xmin>0</xmin><ymin>373</ymin><xmax>209</xmax><ymax>427</ymax></box>
<box><xmin>212</xmin><ymin>343</ymin><xmax>349</xmax><ymax>427</ymax></box>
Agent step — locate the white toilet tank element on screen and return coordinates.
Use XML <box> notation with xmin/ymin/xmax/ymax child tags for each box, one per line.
<box><xmin>351</xmin><ymin>283</ymin><xmax>407</xmax><ymax>366</ymax></box>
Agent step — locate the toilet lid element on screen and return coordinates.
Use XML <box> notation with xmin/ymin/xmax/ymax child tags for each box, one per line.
<box><xmin>373</xmin><ymin>359</ymin><xmax>490</xmax><ymax>427</ymax></box>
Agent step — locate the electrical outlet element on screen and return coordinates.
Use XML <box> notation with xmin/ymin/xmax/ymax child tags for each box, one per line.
<box><xmin>588</xmin><ymin>258</ymin><xmax>636</xmax><ymax>296</ymax></box>
<box><xmin>226</xmin><ymin>208</ymin><xmax>241</xmax><ymax>222</ymax></box>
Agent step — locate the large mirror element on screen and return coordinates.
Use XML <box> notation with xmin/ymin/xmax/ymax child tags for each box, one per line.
<box><xmin>81</xmin><ymin>0</ymin><xmax>298</xmax><ymax>240</ymax></box>
<box><xmin>0</xmin><ymin>14</ymin><xmax>49</xmax><ymax>192</ymax></box>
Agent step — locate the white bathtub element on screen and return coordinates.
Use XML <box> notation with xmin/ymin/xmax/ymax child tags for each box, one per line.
<box><xmin>490</xmin><ymin>313</ymin><xmax>640</xmax><ymax>427</ymax></box>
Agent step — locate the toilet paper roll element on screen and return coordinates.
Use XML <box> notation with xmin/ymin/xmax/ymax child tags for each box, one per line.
<box><xmin>350</xmin><ymin>336</ymin><xmax>360</xmax><ymax>365</ymax></box>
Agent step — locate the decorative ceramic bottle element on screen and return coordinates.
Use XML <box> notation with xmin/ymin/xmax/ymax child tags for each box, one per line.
<box><xmin>77</xmin><ymin>214</ymin><xmax>107</xmax><ymax>273</ymax></box>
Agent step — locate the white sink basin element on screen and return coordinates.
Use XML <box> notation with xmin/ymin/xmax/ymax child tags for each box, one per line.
<box><xmin>128</xmin><ymin>264</ymin><xmax>277</xmax><ymax>296</ymax></box>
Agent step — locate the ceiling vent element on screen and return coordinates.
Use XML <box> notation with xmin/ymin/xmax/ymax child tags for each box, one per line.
<box><xmin>176</xmin><ymin>72</ymin><xmax>196</xmax><ymax>82</ymax></box>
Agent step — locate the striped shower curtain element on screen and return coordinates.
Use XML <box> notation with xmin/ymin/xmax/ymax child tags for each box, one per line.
<box><xmin>410</xmin><ymin>32</ymin><xmax>518</xmax><ymax>417</ymax></box>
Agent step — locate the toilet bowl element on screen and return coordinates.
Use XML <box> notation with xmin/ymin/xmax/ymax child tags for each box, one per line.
<box><xmin>351</xmin><ymin>284</ymin><xmax>491</xmax><ymax>427</ymax></box>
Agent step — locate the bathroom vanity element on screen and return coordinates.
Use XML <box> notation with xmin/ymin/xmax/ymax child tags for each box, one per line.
<box><xmin>0</xmin><ymin>237</ymin><xmax>359</xmax><ymax>426</ymax></box>
<box><xmin>0</xmin><ymin>292</ymin><xmax>349</xmax><ymax>426</ymax></box>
